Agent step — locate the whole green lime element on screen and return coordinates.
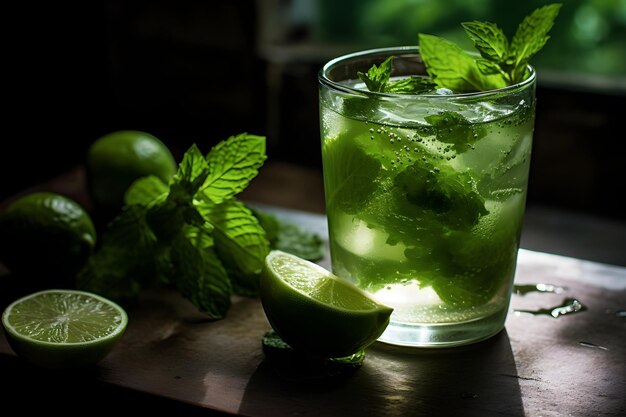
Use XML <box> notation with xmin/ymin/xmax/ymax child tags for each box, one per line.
<box><xmin>0</xmin><ymin>192</ymin><xmax>96</xmax><ymax>283</ymax></box>
<box><xmin>86</xmin><ymin>130</ymin><xmax>176</xmax><ymax>211</ymax></box>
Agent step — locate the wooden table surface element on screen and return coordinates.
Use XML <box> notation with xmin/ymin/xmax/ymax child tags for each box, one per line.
<box><xmin>1</xmin><ymin>166</ymin><xmax>625</xmax><ymax>416</ymax></box>
<box><xmin>1</xmin><ymin>204</ymin><xmax>625</xmax><ymax>417</ymax></box>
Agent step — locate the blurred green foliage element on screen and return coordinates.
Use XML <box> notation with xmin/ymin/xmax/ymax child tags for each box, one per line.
<box><xmin>315</xmin><ymin>0</ymin><xmax>626</xmax><ymax>79</ymax></box>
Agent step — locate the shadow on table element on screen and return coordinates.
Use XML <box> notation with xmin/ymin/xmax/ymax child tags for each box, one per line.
<box><xmin>0</xmin><ymin>354</ymin><xmax>232</xmax><ymax>417</ymax></box>
<box><xmin>238</xmin><ymin>329</ymin><xmax>524</xmax><ymax>417</ymax></box>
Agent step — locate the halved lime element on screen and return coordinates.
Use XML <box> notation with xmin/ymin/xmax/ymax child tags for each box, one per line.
<box><xmin>260</xmin><ymin>250</ymin><xmax>393</xmax><ymax>358</ymax></box>
<box><xmin>2</xmin><ymin>290</ymin><xmax>128</xmax><ymax>369</ymax></box>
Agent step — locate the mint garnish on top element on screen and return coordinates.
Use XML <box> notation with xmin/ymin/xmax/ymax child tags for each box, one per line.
<box><xmin>360</xmin><ymin>3</ymin><xmax>562</xmax><ymax>94</ymax></box>
<box><xmin>358</xmin><ymin>56</ymin><xmax>437</xmax><ymax>94</ymax></box>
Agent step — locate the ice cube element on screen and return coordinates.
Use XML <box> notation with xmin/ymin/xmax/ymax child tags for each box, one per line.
<box><xmin>321</xmin><ymin>107</ymin><xmax>349</xmax><ymax>140</ymax></box>
<box><xmin>334</xmin><ymin>212</ymin><xmax>406</xmax><ymax>261</ymax></box>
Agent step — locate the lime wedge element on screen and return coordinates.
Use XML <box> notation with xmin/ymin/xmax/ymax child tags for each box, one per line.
<box><xmin>260</xmin><ymin>250</ymin><xmax>393</xmax><ymax>358</ymax></box>
<box><xmin>2</xmin><ymin>289</ymin><xmax>127</xmax><ymax>369</ymax></box>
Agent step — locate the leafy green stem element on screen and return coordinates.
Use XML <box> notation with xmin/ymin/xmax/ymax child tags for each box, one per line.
<box><xmin>358</xmin><ymin>4</ymin><xmax>561</xmax><ymax>94</ymax></box>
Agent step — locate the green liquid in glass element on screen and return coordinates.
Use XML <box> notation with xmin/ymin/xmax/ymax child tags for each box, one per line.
<box><xmin>320</xmin><ymin>77</ymin><xmax>535</xmax><ymax>346</ymax></box>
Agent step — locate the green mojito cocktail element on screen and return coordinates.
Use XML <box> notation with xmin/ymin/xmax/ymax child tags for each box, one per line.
<box><xmin>319</xmin><ymin>47</ymin><xmax>536</xmax><ymax>347</ymax></box>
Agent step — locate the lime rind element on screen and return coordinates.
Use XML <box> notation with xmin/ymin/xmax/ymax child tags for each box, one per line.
<box><xmin>261</xmin><ymin>250</ymin><xmax>393</xmax><ymax>357</ymax></box>
<box><xmin>0</xmin><ymin>193</ymin><xmax>96</xmax><ymax>280</ymax></box>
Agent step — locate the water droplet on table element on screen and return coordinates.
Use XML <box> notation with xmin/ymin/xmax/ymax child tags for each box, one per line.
<box><xmin>514</xmin><ymin>283</ymin><xmax>565</xmax><ymax>295</ymax></box>
<box><xmin>514</xmin><ymin>298</ymin><xmax>586</xmax><ymax>318</ymax></box>
<box><xmin>578</xmin><ymin>341</ymin><xmax>609</xmax><ymax>351</ymax></box>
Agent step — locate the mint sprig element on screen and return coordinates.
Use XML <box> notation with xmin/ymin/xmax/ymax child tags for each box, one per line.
<box><xmin>171</xmin><ymin>224</ymin><xmax>232</xmax><ymax>318</ymax></box>
<box><xmin>251</xmin><ymin>207</ymin><xmax>325</xmax><ymax>262</ymax></box>
<box><xmin>357</xmin><ymin>56</ymin><xmax>393</xmax><ymax>92</ymax></box>
<box><xmin>78</xmin><ymin>133</ymin><xmax>269</xmax><ymax>319</ymax></box>
<box><xmin>357</xmin><ymin>56</ymin><xmax>436</xmax><ymax>94</ymax></box>
<box><xmin>417</xmin><ymin>34</ymin><xmax>507</xmax><ymax>93</ymax></box>
<box><xmin>508</xmin><ymin>3</ymin><xmax>562</xmax><ymax>82</ymax></box>
<box><xmin>420</xmin><ymin>3</ymin><xmax>561</xmax><ymax>91</ymax></box>
<box><xmin>201</xmin><ymin>134</ymin><xmax>267</xmax><ymax>204</ymax></box>
<box><xmin>357</xmin><ymin>4</ymin><xmax>561</xmax><ymax>94</ymax></box>
<box><xmin>461</xmin><ymin>21</ymin><xmax>509</xmax><ymax>64</ymax></box>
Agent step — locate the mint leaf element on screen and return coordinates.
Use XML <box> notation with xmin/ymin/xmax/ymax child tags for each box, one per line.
<box><xmin>273</xmin><ymin>221</ymin><xmax>325</xmax><ymax>262</ymax></box>
<box><xmin>418</xmin><ymin>33</ymin><xmax>507</xmax><ymax>93</ymax></box>
<box><xmin>250</xmin><ymin>207</ymin><xmax>325</xmax><ymax>262</ymax></box>
<box><xmin>171</xmin><ymin>224</ymin><xmax>231</xmax><ymax>319</ymax></box>
<box><xmin>431</xmin><ymin>269</ymin><xmax>504</xmax><ymax>306</ymax></box>
<box><xmin>461</xmin><ymin>21</ymin><xmax>509</xmax><ymax>64</ymax></box>
<box><xmin>322</xmin><ymin>135</ymin><xmax>381</xmax><ymax>214</ymax></box>
<box><xmin>202</xmin><ymin>133</ymin><xmax>266</xmax><ymax>204</ymax></box>
<box><xmin>416</xmin><ymin>4</ymin><xmax>560</xmax><ymax>91</ymax></box>
<box><xmin>78</xmin><ymin>205</ymin><xmax>156</xmax><ymax>302</ymax></box>
<box><xmin>83</xmin><ymin>134</ymin><xmax>269</xmax><ymax>318</ymax></box>
<box><xmin>509</xmin><ymin>3</ymin><xmax>561</xmax><ymax>82</ymax></box>
<box><xmin>393</xmin><ymin>160</ymin><xmax>488</xmax><ymax>230</ymax></box>
<box><xmin>146</xmin><ymin>144</ymin><xmax>211</xmax><ymax>239</ymax></box>
<box><xmin>170</xmin><ymin>144</ymin><xmax>210</xmax><ymax>202</ymax></box>
<box><xmin>385</xmin><ymin>76</ymin><xmax>437</xmax><ymax>94</ymax></box>
<box><xmin>357</xmin><ymin>56</ymin><xmax>436</xmax><ymax>94</ymax></box>
<box><xmin>204</xmin><ymin>198</ymin><xmax>269</xmax><ymax>278</ymax></box>
<box><xmin>78</xmin><ymin>245</ymin><xmax>143</xmax><ymax>303</ymax></box>
<box><xmin>357</xmin><ymin>56</ymin><xmax>393</xmax><ymax>92</ymax></box>
<box><xmin>475</xmin><ymin>59</ymin><xmax>504</xmax><ymax>76</ymax></box>
<box><xmin>436</xmin><ymin>209</ymin><xmax>522</xmax><ymax>306</ymax></box>
<box><xmin>176</xmin><ymin>144</ymin><xmax>209</xmax><ymax>184</ymax></box>
<box><xmin>145</xmin><ymin>199</ymin><xmax>187</xmax><ymax>241</ymax></box>
<box><xmin>261</xmin><ymin>330</ymin><xmax>364</xmax><ymax>378</ymax></box>
<box><xmin>424</xmin><ymin>111</ymin><xmax>484</xmax><ymax>153</ymax></box>
<box><xmin>125</xmin><ymin>175</ymin><xmax>169</xmax><ymax>206</ymax></box>
<box><xmin>104</xmin><ymin>205</ymin><xmax>157</xmax><ymax>249</ymax></box>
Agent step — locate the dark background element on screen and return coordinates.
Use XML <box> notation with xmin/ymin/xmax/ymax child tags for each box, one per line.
<box><xmin>3</xmin><ymin>1</ymin><xmax>625</xmax><ymax>221</ymax></box>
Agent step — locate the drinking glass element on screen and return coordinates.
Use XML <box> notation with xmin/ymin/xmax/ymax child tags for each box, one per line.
<box><xmin>319</xmin><ymin>47</ymin><xmax>536</xmax><ymax>347</ymax></box>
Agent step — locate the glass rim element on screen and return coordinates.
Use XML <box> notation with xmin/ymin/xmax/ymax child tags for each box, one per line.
<box><xmin>319</xmin><ymin>46</ymin><xmax>536</xmax><ymax>99</ymax></box>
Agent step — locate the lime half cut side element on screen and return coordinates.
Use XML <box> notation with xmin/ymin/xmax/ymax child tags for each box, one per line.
<box><xmin>260</xmin><ymin>250</ymin><xmax>393</xmax><ymax>358</ymax></box>
<box><xmin>2</xmin><ymin>289</ymin><xmax>128</xmax><ymax>369</ymax></box>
